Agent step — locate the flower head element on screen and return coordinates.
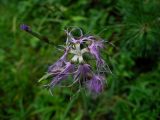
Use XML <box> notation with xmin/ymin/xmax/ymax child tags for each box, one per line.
<box><xmin>38</xmin><ymin>27</ymin><xmax>109</xmax><ymax>95</ymax></box>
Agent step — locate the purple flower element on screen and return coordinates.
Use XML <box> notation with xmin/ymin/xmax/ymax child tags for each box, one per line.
<box><xmin>49</xmin><ymin>62</ymin><xmax>75</xmax><ymax>88</ymax></box>
<box><xmin>20</xmin><ymin>24</ymin><xmax>31</xmax><ymax>31</ymax></box>
<box><xmin>86</xmin><ymin>75</ymin><xmax>105</xmax><ymax>94</ymax></box>
<box><xmin>36</xmin><ymin>27</ymin><xmax>109</xmax><ymax>95</ymax></box>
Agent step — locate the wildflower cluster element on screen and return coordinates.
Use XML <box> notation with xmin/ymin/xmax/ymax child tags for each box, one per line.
<box><xmin>46</xmin><ymin>28</ymin><xmax>108</xmax><ymax>94</ymax></box>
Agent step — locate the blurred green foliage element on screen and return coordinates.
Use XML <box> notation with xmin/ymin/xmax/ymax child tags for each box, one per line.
<box><xmin>0</xmin><ymin>0</ymin><xmax>160</xmax><ymax>120</ymax></box>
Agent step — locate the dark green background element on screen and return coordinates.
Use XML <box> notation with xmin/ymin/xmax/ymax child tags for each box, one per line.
<box><xmin>0</xmin><ymin>0</ymin><xmax>160</xmax><ymax>120</ymax></box>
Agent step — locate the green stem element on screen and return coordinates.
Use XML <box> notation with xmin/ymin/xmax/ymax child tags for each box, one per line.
<box><xmin>24</xmin><ymin>28</ymin><xmax>55</xmax><ymax>45</ymax></box>
<box><xmin>81</xmin><ymin>91</ymin><xmax>88</xmax><ymax>117</ymax></box>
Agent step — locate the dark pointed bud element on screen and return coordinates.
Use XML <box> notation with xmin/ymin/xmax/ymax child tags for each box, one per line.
<box><xmin>20</xmin><ymin>24</ymin><xmax>31</xmax><ymax>31</ymax></box>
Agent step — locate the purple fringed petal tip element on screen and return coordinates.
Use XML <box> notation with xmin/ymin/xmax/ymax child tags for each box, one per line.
<box><xmin>75</xmin><ymin>64</ymin><xmax>92</xmax><ymax>79</ymax></box>
<box><xmin>86</xmin><ymin>75</ymin><xmax>105</xmax><ymax>94</ymax></box>
<box><xmin>20</xmin><ymin>24</ymin><xmax>30</xmax><ymax>31</ymax></box>
<box><xmin>48</xmin><ymin>50</ymin><xmax>69</xmax><ymax>73</ymax></box>
<box><xmin>49</xmin><ymin>62</ymin><xmax>75</xmax><ymax>88</ymax></box>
